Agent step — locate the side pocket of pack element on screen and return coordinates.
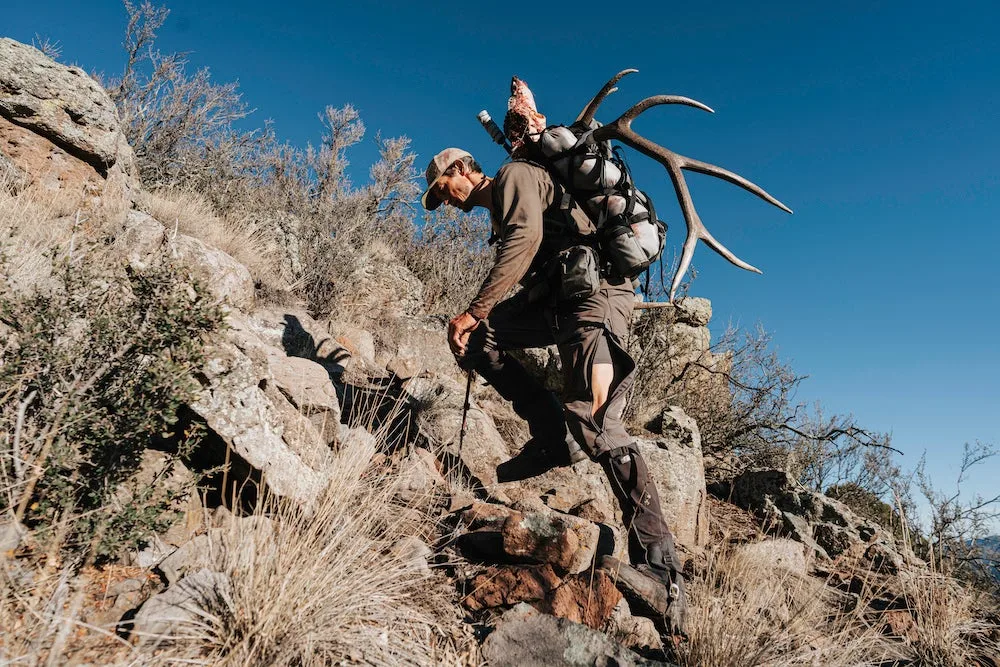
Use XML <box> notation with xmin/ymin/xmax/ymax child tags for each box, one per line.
<box><xmin>602</xmin><ymin>220</ymin><xmax>652</xmax><ymax>278</ymax></box>
<box><xmin>556</xmin><ymin>245</ymin><xmax>601</xmax><ymax>302</ymax></box>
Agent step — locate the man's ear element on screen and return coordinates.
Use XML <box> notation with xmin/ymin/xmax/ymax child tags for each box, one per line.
<box><xmin>452</xmin><ymin>159</ymin><xmax>467</xmax><ymax>175</ymax></box>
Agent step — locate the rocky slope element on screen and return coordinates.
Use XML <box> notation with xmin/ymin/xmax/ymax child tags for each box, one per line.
<box><xmin>2</xmin><ymin>38</ymin><xmax>995</xmax><ymax>667</ymax></box>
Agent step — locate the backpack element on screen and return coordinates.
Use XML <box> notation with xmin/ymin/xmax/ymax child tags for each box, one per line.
<box><xmin>515</xmin><ymin>121</ymin><xmax>667</xmax><ymax>283</ymax></box>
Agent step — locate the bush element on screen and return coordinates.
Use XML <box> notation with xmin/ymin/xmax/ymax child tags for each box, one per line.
<box><xmin>0</xmin><ymin>250</ymin><xmax>224</xmax><ymax>558</ymax></box>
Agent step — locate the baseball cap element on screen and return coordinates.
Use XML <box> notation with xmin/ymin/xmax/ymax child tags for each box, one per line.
<box><xmin>421</xmin><ymin>147</ymin><xmax>474</xmax><ymax>210</ymax></box>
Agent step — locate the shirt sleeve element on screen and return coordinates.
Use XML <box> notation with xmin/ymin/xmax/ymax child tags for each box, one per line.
<box><xmin>467</xmin><ymin>164</ymin><xmax>549</xmax><ymax>320</ymax></box>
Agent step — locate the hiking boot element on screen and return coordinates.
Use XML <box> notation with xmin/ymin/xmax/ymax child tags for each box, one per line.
<box><xmin>496</xmin><ymin>434</ymin><xmax>583</xmax><ymax>482</ymax></box>
<box><xmin>637</xmin><ymin>542</ymin><xmax>689</xmax><ymax>638</ymax></box>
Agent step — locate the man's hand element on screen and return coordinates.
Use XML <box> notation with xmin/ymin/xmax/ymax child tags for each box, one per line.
<box><xmin>448</xmin><ymin>312</ymin><xmax>479</xmax><ymax>358</ymax></box>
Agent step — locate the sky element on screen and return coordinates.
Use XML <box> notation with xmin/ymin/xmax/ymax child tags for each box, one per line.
<box><xmin>4</xmin><ymin>0</ymin><xmax>998</xmax><ymax>526</ymax></box>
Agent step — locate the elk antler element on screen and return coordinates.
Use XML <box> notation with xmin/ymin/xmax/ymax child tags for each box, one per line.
<box><xmin>584</xmin><ymin>70</ymin><xmax>793</xmax><ymax>301</ymax></box>
<box><xmin>576</xmin><ymin>68</ymin><xmax>637</xmax><ymax>126</ymax></box>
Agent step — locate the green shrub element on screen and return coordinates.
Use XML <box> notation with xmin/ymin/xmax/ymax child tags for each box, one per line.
<box><xmin>0</xmin><ymin>252</ymin><xmax>224</xmax><ymax>558</ymax></box>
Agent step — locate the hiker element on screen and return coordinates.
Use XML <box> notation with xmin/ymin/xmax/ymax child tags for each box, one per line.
<box><xmin>422</xmin><ymin>147</ymin><xmax>688</xmax><ymax>635</ymax></box>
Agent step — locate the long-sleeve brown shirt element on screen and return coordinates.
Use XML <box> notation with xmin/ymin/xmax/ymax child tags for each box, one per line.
<box><xmin>467</xmin><ymin>161</ymin><xmax>595</xmax><ymax>320</ymax></box>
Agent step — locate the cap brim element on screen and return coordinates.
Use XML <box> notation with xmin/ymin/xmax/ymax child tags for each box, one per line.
<box><xmin>421</xmin><ymin>179</ymin><xmax>444</xmax><ymax>211</ymax></box>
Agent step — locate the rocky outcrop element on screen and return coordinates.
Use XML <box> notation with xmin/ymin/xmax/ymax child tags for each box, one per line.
<box><xmin>187</xmin><ymin>313</ymin><xmax>350</xmax><ymax>506</ymax></box>
<box><xmin>629</xmin><ymin>297</ymin><xmax>731</xmax><ymax>430</ymax></box>
<box><xmin>731</xmin><ymin>469</ymin><xmax>916</xmax><ymax>572</ymax></box>
<box><xmin>0</xmin><ymin>38</ymin><xmax>136</xmax><ymax>198</ymax></box>
<box><xmin>509</xmin><ymin>405</ymin><xmax>709</xmax><ymax>552</ymax></box>
<box><xmin>121</xmin><ymin>210</ymin><xmax>255</xmax><ymax>309</ymax></box>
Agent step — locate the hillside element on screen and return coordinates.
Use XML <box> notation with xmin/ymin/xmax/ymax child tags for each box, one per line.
<box><xmin>1</xmin><ymin>35</ymin><xmax>999</xmax><ymax>667</ymax></box>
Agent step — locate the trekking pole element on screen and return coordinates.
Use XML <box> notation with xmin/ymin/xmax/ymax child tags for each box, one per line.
<box><xmin>458</xmin><ymin>370</ymin><xmax>475</xmax><ymax>452</ymax></box>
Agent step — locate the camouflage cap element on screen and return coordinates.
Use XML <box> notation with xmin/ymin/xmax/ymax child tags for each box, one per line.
<box><xmin>421</xmin><ymin>147</ymin><xmax>473</xmax><ymax>210</ymax></box>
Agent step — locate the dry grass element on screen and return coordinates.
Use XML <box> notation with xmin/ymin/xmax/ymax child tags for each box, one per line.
<box><xmin>1</xmin><ymin>432</ymin><xmax>476</xmax><ymax>666</ymax></box>
<box><xmin>893</xmin><ymin>568</ymin><xmax>999</xmax><ymax>666</ymax></box>
<box><xmin>672</xmin><ymin>540</ymin><xmax>894</xmax><ymax>667</ymax></box>
<box><xmin>144</xmin><ymin>433</ymin><xmax>473</xmax><ymax>665</ymax></box>
<box><xmin>137</xmin><ymin>188</ymin><xmax>282</xmax><ymax>291</ymax></box>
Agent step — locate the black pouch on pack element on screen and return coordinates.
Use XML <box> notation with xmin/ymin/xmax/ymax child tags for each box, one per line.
<box><xmin>601</xmin><ymin>220</ymin><xmax>651</xmax><ymax>279</ymax></box>
<box><xmin>554</xmin><ymin>245</ymin><xmax>601</xmax><ymax>302</ymax></box>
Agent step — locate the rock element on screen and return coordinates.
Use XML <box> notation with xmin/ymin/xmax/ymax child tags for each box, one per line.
<box><xmin>635</xmin><ymin>408</ymin><xmax>709</xmax><ymax>550</ymax></box>
<box><xmin>130</xmin><ymin>569</ymin><xmax>234</xmax><ymax>643</ymax></box>
<box><xmin>1</xmin><ymin>512</ymin><xmax>27</xmax><ymax>553</ymax></box>
<box><xmin>389</xmin><ymin>536</ymin><xmax>433</xmax><ymax>578</ymax></box>
<box><xmin>132</xmin><ymin>535</ymin><xmax>174</xmax><ymax>569</ymax></box>
<box><xmin>394</xmin><ymin>447</ymin><xmax>447</xmax><ymax>505</ymax></box>
<box><xmin>509</xmin><ymin>345</ymin><xmax>564</xmax><ymax>394</ymax></box>
<box><xmin>0</xmin><ymin>38</ymin><xmax>136</xmax><ymax>197</ymax></box>
<box><xmin>672</xmin><ymin>297</ymin><xmax>712</xmax><ymax>327</ymax></box>
<box><xmin>238</xmin><ymin>307</ymin><xmax>329</xmax><ymax>360</ymax></box>
<box><xmin>465</xmin><ymin>564</ymin><xmax>622</xmax><ymax>630</ymax></box>
<box><xmin>481</xmin><ymin>603</ymin><xmax>671</xmax><ymax>667</ymax></box>
<box><xmin>157</xmin><ymin>515</ymin><xmax>274</xmax><ymax>586</ymax></box>
<box><xmin>119</xmin><ymin>211</ymin><xmax>254</xmax><ymax>308</ymax></box>
<box><xmin>733</xmin><ymin>538</ymin><xmax>808</xmax><ymax>575</ymax></box>
<box><xmin>413</xmin><ymin>376</ymin><xmax>512</xmax><ymax>502</ymax></box>
<box><xmin>170</xmin><ymin>233</ymin><xmax>255</xmax><ymax>309</ymax></box>
<box><xmin>265</xmin><ymin>350</ymin><xmax>340</xmax><ymax>418</ymax></box>
<box><xmin>537</xmin><ymin>571</ymin><xmax>622</xmax><ymax>629</ymax></box>
<box><xmin>190</xmin><ymin>334</ymin><xmax>330</xmax><ymax>506</ymax></box>
<box><xmin>597</xmin><ymin>555</ymin><xmax>670</xmax><ymax>618</ymax></box>
<box><xmin>464</xmin><ymin>565</ymin><xmax>562</xmax><ymax>611</ymax></box>
<box><xmin>457</xmin><ymin>502</ymin><xmax>601</xmax><ymax>575</ymax></box>
<box><xmin>325</xmin><ymin>323</ymin><xmax>377</xmax><ymax>371</ymax></box>
<box><xmin>501</xmin><ymin>509</ymin><xmax>601</xmax><ymax>575</ymax></box>
<box><xmin>607</xmin><ymin>599</ymin><xmax>664</xmax><ymax>653</ymax></box>
<box><xmin>731</xmin><ymin>469</ymin><xmax>913</xmax><ymax>570</ymax></box>
<box><xmin>383</xmin><ymin>316</ymin><xmax>453</xmax><ymax>379</ymax></box>
<box><xmin>343</xmin><ymin>241</ymin><xmax>424</xmax><ymax>319</ymax></box>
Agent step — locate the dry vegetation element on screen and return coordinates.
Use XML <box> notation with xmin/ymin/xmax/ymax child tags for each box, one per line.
<box><xmin>2</xmin><ymin>2</ymin><xmax>998</xmax><ymax>665</ymax></box>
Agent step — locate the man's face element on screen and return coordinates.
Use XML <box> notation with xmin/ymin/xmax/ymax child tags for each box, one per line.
<box><xmin>430</xmin><ymin>163</ymin><xmax>475</xmax><ymax>212</ymax></box>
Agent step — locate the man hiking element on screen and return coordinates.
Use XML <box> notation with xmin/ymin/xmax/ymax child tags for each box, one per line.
<box><xmin>422</xmin><ymin>147</ymin><xmax>688</xmax><ymax>635</ymax></box>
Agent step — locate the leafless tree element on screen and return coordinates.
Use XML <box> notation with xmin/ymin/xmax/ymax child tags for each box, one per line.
<box><xmin>918</xmin><ymin>441</ymin><xmax>1000</xmax><ymax>587</ymax></box>
<box><xmin>106</xmin><ymin>1</ymin><xmax>257</xmax><ymax>189</ymax></box>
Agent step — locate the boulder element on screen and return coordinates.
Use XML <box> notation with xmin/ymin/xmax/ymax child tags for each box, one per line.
<box><xmin>342</xmin><ymin>240</ymin><xmax>424</xmax><ymax>319</ymax></box>
<box><xmin>464</xmin><ymin>564</ymin><xmax>562</xmax><ymax>611</ymax></box>
<box><xmin>130</xmin><ymin>569</ymin><xmax>234</xmax><ymax>643</ymax></box>
<box><xmin>119</xmin><ymin>211</ymin><xmax>254</xmax><ymax>309</ymax></box>
<box><xmin>733</xmin><ymin>538</ymin><xmax>808</xmax><ymax>575</ymax></box>
<box><xmin>607</xmin><ymin>599</ymin><xmax>664</xmax><ymax>653</ymax></box>
<box><xmin>481</xmin><ymin>603</ymin><xmax>671</xmax><ymax>667</ymax></box>
<box><xmin>635</xmin><ymin>407</ymin><xmax>709</xmax><ymax>550</ymax></box>
<box><xmin>157</xmin><ymin>516</ymin><xmax>274</xmax><ymax>585</ymax></box>
<box><xmin>264</xmin><ymin>350</ymin><xmax>340</xmax><ymax>420</ymax></box>
<box><xmin>383</xmin><ymin>315</ymin><xmax>455</xmax><ymax>380</ymax></box>
<box><xmin>412</xmin><ymin>376</ymin><xmax>512</xmax><ymax>502</ymax></box>
<box><xmin>0</xmin><ymin>38</ymin><xmax>136</xmax><ymax>197</ymax></box>
<box><xmin>189</xmin><ymin>332</ymin><xmax>331</xmax><ymax>506</ymax></box>
<box><xmin>457</xmin><ymin>502</ymin><xmax>601</xmax><ymax>575</ymax></box>
<box><xmin>672</xmin><ymin>297</ymin><xmax>712</xmax><ymax>327</ymax></box>
<box><xmin>170</xmin><ymin>233</ymin><xmax>254</xmax><ymax>310</ymax></box>
<box><xmin>394</xmin><ymin>447</ymin><xmax>447</xmax><ymax>505</ymax></box>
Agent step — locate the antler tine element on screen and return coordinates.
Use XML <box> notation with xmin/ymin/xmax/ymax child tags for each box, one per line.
<box><xmin>617</xmin><ymin>94</ymin><xmax>715</xmax><ymax>121</ymax></box>
<box><xmin>592</xmin><ymin>95</ymin><xmax>792</xmax><ymax>301</ymax></box>
<box><xmin>576</xmin><ymin>69</ymin><xmax>639</xmax><ymax>126</ymax></box>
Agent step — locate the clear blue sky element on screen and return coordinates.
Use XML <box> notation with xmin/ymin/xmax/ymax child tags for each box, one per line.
<box><xmin>6</xmin><ymin>0</ymin><xmax>998</xmax><ymax>524</ymax></box>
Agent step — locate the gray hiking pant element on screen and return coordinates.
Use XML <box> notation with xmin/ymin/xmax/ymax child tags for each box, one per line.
<box><xmin>462</xmin><ymin>280</ymin><xmax>676</xmax><ymax>565</ymax></box>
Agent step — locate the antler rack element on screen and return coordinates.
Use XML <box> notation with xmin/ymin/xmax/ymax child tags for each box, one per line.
<box><xmin>578</xmin><ymin>69</ymin><xmax>792</xmax><ymax>301</ymax></box>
